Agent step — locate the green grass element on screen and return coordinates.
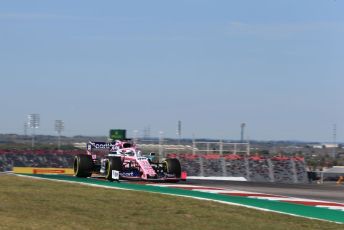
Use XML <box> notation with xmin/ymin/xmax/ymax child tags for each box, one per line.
<box><xmin>0</xmin><ymin>175</ymin><xmax>343</xmax><ymax>230</ymax></box>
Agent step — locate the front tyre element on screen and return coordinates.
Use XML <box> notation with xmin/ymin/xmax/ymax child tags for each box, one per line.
<box><xmin>105</xmin><ymin>157</ymin><xmax>122</xmax><ymax>181</ymax></box>
<box><xmin>163</xmin><ymin>158</ymin><xmax>181</xmax><ymax>178</ymax></box>
<box><xmin>74</xmin><ymin>154</ymin><xmax>93</xmax><ymax>178</ymax></box>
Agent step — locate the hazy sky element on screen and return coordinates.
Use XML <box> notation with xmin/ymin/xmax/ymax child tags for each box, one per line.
<box><xmin>0</xmin><ymin>1</ymin><xmax>343</xmax><ymax>142</ymax></box>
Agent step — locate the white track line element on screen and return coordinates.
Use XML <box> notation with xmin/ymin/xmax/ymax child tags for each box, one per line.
<box><xmin>151</xmin><ymin>184</ymin><xmax>344</xmax><ymax>211</ymax></box>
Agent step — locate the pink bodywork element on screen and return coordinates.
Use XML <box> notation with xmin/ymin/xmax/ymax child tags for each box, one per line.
<box><xmin>121</xmin><ymin>152</ymin><xmax>157</xmax><ymax>179</ymax></box>
<box><xmin>111</xmin><ymin>142</ymin><xmax>157</xmax><ymax>180</ymax></box>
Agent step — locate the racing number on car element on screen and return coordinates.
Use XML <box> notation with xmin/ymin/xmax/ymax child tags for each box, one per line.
<box><xmin>112</xmin><ymin>170</ymin><xmax>119</xmax><ymax>180</ymax></box>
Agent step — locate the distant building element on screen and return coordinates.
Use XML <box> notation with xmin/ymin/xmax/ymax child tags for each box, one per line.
<box><xmin>311</xmin><ymin>144</ymin><xmax>340</xmax><ymax>149</ymax></box>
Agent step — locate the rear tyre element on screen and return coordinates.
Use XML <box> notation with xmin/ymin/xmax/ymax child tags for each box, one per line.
<box><xmin>105</xmin><ymin>157</ymin><xmax>122</xmax><ymax>181</ymax></box>
<box><xmin>163</xmin><ymin>158</ymin><xmax>181</xmax><ymax>178</ymax></box>
<box><xmin>74</xmin><ymin>154</ymin><xmax>93</xmax><ymax>178</ymax></box>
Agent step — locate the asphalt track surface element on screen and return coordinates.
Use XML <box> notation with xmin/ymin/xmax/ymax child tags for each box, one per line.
<box><xmin>3</xmin><ymin>171</ymin><xmax>343</xmax><ymax>203</ymax></box>
<box><xmin>183</xmin><ymin>179</ymin><xmax>344</xmax><ymax>203</ymax></box>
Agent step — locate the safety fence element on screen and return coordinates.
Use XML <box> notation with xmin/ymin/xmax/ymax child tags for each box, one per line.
<box><xmin>167</xmin><ymin>153</ymin><xmax>308</xmax><ymax>183</ymax></box>
<box><xmin>0</xmin><ymin>150</ymin><xmax>307</xmax><ymax>183</ymax></box>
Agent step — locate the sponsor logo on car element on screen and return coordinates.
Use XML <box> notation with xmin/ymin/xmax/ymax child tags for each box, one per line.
<box><xmin>120</xmin><ymin>172</ymin><xmax>136</xmax><ymax>177</ymax></box>
<box><xmin>88</xmin><ymin>142</ymin><xmax>116</xmax><ymax>149</ymax></box>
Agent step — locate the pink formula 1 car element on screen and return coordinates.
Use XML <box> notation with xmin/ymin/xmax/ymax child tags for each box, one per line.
<box><xmin>73</xmin><ymin>140</ymin><xmax>182</xmax><ymax>182</ymax></box>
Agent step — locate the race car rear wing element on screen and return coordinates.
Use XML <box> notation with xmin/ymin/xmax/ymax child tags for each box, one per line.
<box><xmin>87</xmin><ymin>142</ymin><xmax>116</xmax><ymax>151</ymax></box>
<box><xmin>87</xmin><ymin>139</ymin><xmax>134</xmax><ymax>152</ymax></box>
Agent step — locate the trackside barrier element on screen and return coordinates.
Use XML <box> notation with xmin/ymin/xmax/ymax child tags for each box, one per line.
<box><xmin>168</xmin><ymin>154</ymin><xmax>308</xmax><ymax>183</ymax></box>
<box><xmin>13</xmin><ymin>167</ymin><xmax>74</xmax><ymax>175</ymax></box>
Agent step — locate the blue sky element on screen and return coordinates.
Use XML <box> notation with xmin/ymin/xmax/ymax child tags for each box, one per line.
<box><xmin>0</xmin><ymin>1</ymin><xmax>343</xmax><ymax>142</ymax></box>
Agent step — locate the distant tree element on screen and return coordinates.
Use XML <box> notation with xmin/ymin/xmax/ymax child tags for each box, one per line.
<box><xmin>257</xmin><ymin>150</ymin><xmax>269</xmax><ymax>155</ymax></box>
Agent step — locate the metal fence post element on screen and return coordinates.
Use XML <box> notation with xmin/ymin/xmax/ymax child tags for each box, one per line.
<box><xmin>267</xmin><ymin>159</ymin><xmax>275</xmax><ymax>183</ymax></box>
<box><xmin>199</xmin><ymin>155</ymin><xmax>204</xmax><ymax>177</ymax></box>
<box><xmin>290</xmin><ymin>158</ymin><xmax>298</xmax><ymax>183</ymax></box>
<box><xmin>244</xmin><ymin>156</ymin><xmax>250</xmax><ymax>181</ymax></box>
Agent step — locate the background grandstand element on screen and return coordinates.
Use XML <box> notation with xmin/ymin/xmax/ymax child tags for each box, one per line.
<box><xmin>0</xmin><ymin>136</ymin><xmax>310</xmax><ymax>184</ymax></box>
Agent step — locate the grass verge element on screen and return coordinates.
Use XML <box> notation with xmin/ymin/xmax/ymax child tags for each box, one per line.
<box><xmin>0</xmin><ymin>174</ymin><xmax>342</xmax><ymax>230</ymax></box>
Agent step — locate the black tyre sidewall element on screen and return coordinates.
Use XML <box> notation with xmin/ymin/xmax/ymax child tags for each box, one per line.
<box><xmin>105</xmin><ymin>157</ymin><xmax>122</xmax><ymax>181</ymax></box>
<box><xmin>74</xmin><ymin>154</ymin><xmax>93</xmax><ymax>178</ymax></box>
<box><xmin>164</xmin><ymin>158</ymin><xmax>181</xmax><ymax>178</ymax></box>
